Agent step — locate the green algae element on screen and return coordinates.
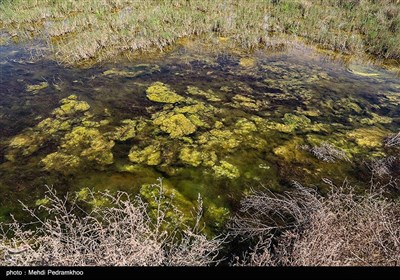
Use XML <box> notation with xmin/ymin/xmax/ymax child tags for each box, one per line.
<box><xmin>179</xmin><ymin>147</ymin><xmax>203</xmax><ymax>167</ymax></box>
<box><xmin>52</xmin><ymin>95</ymin><xmax>91</xmax><ymax>118</ymax></box>
<box><xmin>26</xmin><ymin>81</ymin><xmax>48</xmax><ymax>93</ymax></box>
<box><xmin>212</xmin><ymin>160</ymin><xmax>240</xmax><ymax>179</ymax></box>
<box><xmin>198</xmin><ymin>129</ymin><xmax>240</xmax><ymax>150</ymax></box>
<box><xmin>205</xmin><ymin>203</ymin><xmax>230</xmax><ymax>229</ymax></box>
<box><xmin>233</xmin><ymin>118</ymin><xmax>257</xmax><ymax>135</ymax></box>
<box><xmin>268</xmin><ymin>113</ymin><xmax>312</xmax><ymax>133</ymax></box>
<box><xmin>41</xmin><ymin>152</ymin><xmax>81</xmax><ymax>174</ymax></box>
<box><xmin>186</xmin><ymin>86</ymin><xmax>221</xmax><ymax>102</ymax></box>
<box><xmin>231</xmin><ymin>94</ymin><xmax>264</xmax><ymax>110</ymax></box>
<box><xmin>128</xmin><ymin>142</ymin><xmax>162</xmax><ymax>166</ymax></box>
<box><xmin>153</xmin><ymin>112</ymin><xmax>196</xmax><ymax>138</ymax></box>
<box><xmin>239</xmin><ymin>57</ymin><xmax>256</xmax><ymax>68</ymax></box>
<box><xmin>273</xmin><ymin>137</ymin><xmax>308</xmax><ymax>163</ymax></box>
<box><xmin>103</xmin><ymin>64</ymin><xmax>160</xmax><ymax>77</ymax></box>
<box><xmin>139</xmin><ymin>181</ymin><xmax>195</xmax><ymax>227</ymax></box>
<box><xmin>112</xmin><ymin>119</ymin><xmax>146</xmax><ymax>141</ymax></box>
<box><xmin>146</xmin><ymin>82</ymin><xmax>184</xmax><ymax>103</ymax></box>
<box><xmin>360</xmin><ymin>113</ymin><xmax>392</xmax><ymax>125</ymax></box>
<box><xmin>347</xmin><ymin>127</ymin><xmax>388</xmax><ymax>148</ymax></box>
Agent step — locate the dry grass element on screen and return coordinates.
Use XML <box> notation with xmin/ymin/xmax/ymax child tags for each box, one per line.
<box><xmin>0</xmin><ymin>0</ymin><xmax>399</xmax><ymax>64</ymax></box>
<box><xmin>0</xmin><ymin>180</ymin><xmax>222</xmax><ymax>266</ymax></box>
<box><xmin>231</xmin><ymin>180</ymin><xmax>400</xmax><ymax>266</ymax></box>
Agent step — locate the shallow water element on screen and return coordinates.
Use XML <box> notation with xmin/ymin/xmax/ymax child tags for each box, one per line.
<box><xmin>0</xmin><ymin>40</ymin><xmax>399</xmax><ymax>228</ymax></box>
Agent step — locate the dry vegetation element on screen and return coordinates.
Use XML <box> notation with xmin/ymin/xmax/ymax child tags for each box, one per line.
<box><xmin>1</xmin><ymin>177</ymin><xmax>399</xmax><ymax>266</ymax></box>
<box><xmin>0</xmin><ymin>180</ymin><xmax>222</xmax><ymax>266</ymax></box>
<box><xmin>0</xmin><ymin>0</ymin><xmax>399</xmax><ymax>64</ymax></box>
<box><xmin>231</xmin><ymin>180</ymin><xmax>400</xmax><ymax>266</ymax></box>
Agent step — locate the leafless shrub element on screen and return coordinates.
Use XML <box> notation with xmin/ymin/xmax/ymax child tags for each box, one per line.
<box><xmin>0</xmin><ymin>179</ymin><xmax>222</xmax><ymax>266</ymax></box>
<box><xmin>302</xmin><ymin>142</ymin><xmax>350</xmax><ymax>163</ymax></box>
<box><xmin>365</xmin><ymin>156</ymin><xmax>399</xmax><ymax>191</ymax></box>
<box><xmin>367</xmin><ymin>156</ymin><xmax>396</xmax><ymax>178</ymax></box>
<box><xmin>232</xmin><ymin>180</ymin><xmax>400</xmax><ymax>266</ymax></box>
<box><xmin>385</xmin><ymin>132</ymin><xmax>400</xmax><ymax>147</ymax></box>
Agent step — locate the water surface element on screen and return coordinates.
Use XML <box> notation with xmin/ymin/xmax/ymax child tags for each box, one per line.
<box><xmin>0</xmin><ymin>40</ymin><xmax>399</xmax><ymax>228</ymax></box>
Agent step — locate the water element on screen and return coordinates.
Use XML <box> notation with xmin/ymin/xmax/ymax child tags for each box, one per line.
<box><xmin>0</xmin><ymin>39</ymin><xmax>399</xmax><ymax>228</ymax></box>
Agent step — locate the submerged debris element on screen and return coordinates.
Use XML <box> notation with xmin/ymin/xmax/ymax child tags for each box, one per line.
<box><xmin>302</xmin><ymin>142</ymin><xmax>350</xmax><ymax>163</ymax></box>
<box><xmin>385</xmin><ymin>132</ymin><xmax>400</xmax><ymax>147</ymax></box>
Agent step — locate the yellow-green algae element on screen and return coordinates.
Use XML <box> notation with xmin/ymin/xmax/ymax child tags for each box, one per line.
<box><xmin>198</xmin><ymin>129</ymin><xmax>240</xmax><ymax>150</ymax></box>
<box><xmin>212</xmin><ymin>160</ymin><xmax>240</xmax><ymax>179</ymax></box>
<box><xmin>186</xmin><ymin>86</ymin><xmax>221</xmax><ymax>102</ymax></box>
<box><xmin>347</xmin><ymin>127</ymin><xmax>388</xmax><ymax>148</ymax></box>
<box><xmin>139</xmin><ymin>181</ymin><xmax>195</xmax><ymax>228</ymax></box>
<box><xmin>26</xmin><ymin>82</ymin><xmax>49</xmax><ymax>93</ymax></box>
<box><xmin>233</xmin><ymin>118</ymin><xmax>257</xmax><ymax>135</ymax></box>
<box><xmin>41</xmin><ymin>153</ymin><xmax>81</xmax><ymax>174</ymax></box>
<box><xmin>146</xmin><ymin>82</ymin><xmax>184</xmax><ymax>103</ymax></box>
<box><xmin>268</xmin><ymin>113</ymin><xmax>310</xmax><ymax>133</ymax></box>
<box><xmin>61</xmin><ymin>126</ymin><xmax>114</xmax><ymax>165</ymax></box>
<box><xmin>232</xmin><ymin>94</ymin><xmax>265</xmax><ymax>110</ymax></box>
<box><xmin>128</xmin><ymin>142</ymin><xmax>162</xmax><ymax>166</ymax></box>
<box><xmin>112</xmin><ymin>119</ymin><xmax>146</xmax><ymax>141</ymax></box>
<box><xmin>153</xmin><ymin>112</ymin><xmax>196</xmax><ymax>138</ymax></box>
<box><xmin>103</xmin><ymin>64</ymin><xmax>160</xmax><ymax>77</ymax></box>
<box><xmin>273</xmin><ymin>137</ymin><xmax>308</xmax><ymax>163</ymax></box>
<box><xmin>205</xmin><ymin>203</ymin><xmax>230</xmax><ymax>229</ymax></box>
<box><xmin>360</xmin><ymin>113</ymin><xmax>392</xmax><ymax>125</ymax></box>
<box><xmin>239</xmin><ymin>57</ymin><xmax>256</xmax><ymax>68</ymax></box>
<box><xmin>5</xmin><ymin>95</ymin><xmax>96</xmax><ymax>162</ymax></box>
<box><xmin>52</xmin><ymin>95</ymin><xmax>91</xmax><ymax>118</ymax></box>
<box><xmin>179</xmin><ymin>147</ymin><xmax>203</xmax><ymax>167</ymax></box>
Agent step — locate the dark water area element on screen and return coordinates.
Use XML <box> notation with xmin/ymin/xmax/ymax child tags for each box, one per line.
<box><xmin>0</xmin><ymin>39</ymin><xmax>399</xmax><ymax>228</ymax></box>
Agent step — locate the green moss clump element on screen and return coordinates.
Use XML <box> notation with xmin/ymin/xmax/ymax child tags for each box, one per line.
<box><xmin>26</xmin><ymin>82</ymin><xmax>48</xmax><ymax>93</ymax></box>
<box><xmin>153</xmin><ymin>113</ymin><xmax>196</xmax><ymax>138</ymax></box>
<box><xmin>41</xmin><ymin>152</ymin><xmax>81</xmax><ymax>174</ymax></box>
<box><xmin>128</xmin><ymin>142</ymin><xmax>162</xmax><ymax>166</ymax></box>
<box><xmin>146</xmin><ymin>82</ymin><xmax>184</xmax><ymax>103</ymax></box>
<box><xmin>186</xmin><ymin>86</ymin><xmax>221</xmax><ymax>102</ymax></box>
<box><xmin>212</xmin><ymin>160</ymin><xmax>240</xmax><ymax>179</ymax></box>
